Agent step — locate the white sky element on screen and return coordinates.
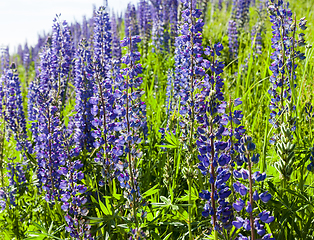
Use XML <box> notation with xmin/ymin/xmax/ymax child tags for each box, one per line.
<box><xmin>0</xmin><ymin>0</ymin><xmax>139</xmax><ymax>54</ymax></box>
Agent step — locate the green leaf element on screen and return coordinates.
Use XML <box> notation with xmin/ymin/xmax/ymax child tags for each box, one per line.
<box><xmin>142</xmin><ymin>185</ymin><xmax>159</xmax><ymax>198</ymax></box>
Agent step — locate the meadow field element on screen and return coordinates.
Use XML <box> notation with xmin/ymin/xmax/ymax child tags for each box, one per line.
<box><xmin>0</xmin><ymin>0</ymin><xmax>314</xmax><ymax>239</ymax></box>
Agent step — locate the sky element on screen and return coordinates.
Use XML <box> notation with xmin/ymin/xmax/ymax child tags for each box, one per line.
<box><xmin>0</xmin><ymin>0</ymin><xmax>139</xmax><ymax>54</ymax></box>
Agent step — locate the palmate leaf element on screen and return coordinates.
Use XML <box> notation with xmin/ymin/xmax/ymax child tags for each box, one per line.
<box><xmin>25</xmin><ymin>220</ymin><xmax>65</xmax><ymax>240</ymax></box>
<box><xmin>156</xmin><ymin>131</ymin><xmax>179</xmax><ymax>149</ymax></box>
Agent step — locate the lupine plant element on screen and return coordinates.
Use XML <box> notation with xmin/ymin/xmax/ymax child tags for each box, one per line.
<box><xmin>120</xmin><ymin>34</ymin><xmax>147</xmax><ymax>235</ymax></box>
<box><xmin>197</xmin><ymin>43</ymin><xmax>235</xmax><ymax>238</ymax></box>
<box><xmin>171</xmin><ymin>0</ymin><xmax>206</xmax><ymax>238</ymax></box>
<box><xmin>267</xmin><ymin>0</ymin><xmax>307</xmax><ymax>184</ymax></box>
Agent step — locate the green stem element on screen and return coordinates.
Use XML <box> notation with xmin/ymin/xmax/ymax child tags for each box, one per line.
<box><xmin>247</xmin><ymin>152</ymin><xmax>255</xmax><ymax>240</ymax></box>
<box><xmin>188</xmin><ymin>177</ymin><xmax>193</xmax><ymax>240</ymax></box>
<box><xmin>214</xmin><ymin>230</ymin><xmax>218</xmax><ymax>240</ymax></box>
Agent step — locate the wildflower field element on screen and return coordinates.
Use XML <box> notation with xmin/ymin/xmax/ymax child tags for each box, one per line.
<box><xmin>1</xmin><ymin>0</ymin><xmax>314</xmax><ymax>239</ymax></box>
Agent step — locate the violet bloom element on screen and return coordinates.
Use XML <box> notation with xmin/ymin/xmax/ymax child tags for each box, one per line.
<box><xmin>169</xmin><ymin>0</ymin><xmax>178</xmax><ymax>48</ymax></box>
<box><xmin>51</xmin><ymin>17</ymin><xmax>75</xmax><ymax>106</ymax></box>
<box><xmin>23</xmin><ymin>43</ymin><xmax>31</xmax><ymax>72</ymax></box>
<box><xmin>0</xmin><ymin>47</ymin><xmax>10</xmax><ymax>74</ymax></box>
<box><xmin>125</xmin><ymin>3</ymin><xmax>139</xmax><ymax>51</ymax></box>
<box><xmin>268</xmin><ymin>0</ymin><xmax>307</xmax><ymax>182</ymax></box>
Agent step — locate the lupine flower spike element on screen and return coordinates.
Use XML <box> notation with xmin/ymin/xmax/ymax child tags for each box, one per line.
<box><xmin>232</xmin><ymin>136</ymin><xmax>274</xmax><ymax>240</ymax></box>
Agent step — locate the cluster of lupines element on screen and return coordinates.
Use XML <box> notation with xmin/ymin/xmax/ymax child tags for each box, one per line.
<box><xmin>267</xmin><ymin>0</ymin><xmax>307</xmax><ymax>182</ymax></box>
<box><xmin>169</xmin><ymin>0</ymin><xmax>178</xmax><ymax>48</ymax></box>
<box><xmin>125</xmin><ymin>3</ymin><xmax>140</xmax><ymax>51</ymax></box>
<box><xmin>168</xmin><ymin>1</ymin><xmax>205</xmax><ymax>239</ymax></box>
<box><xmin>268</xmin><ymin>0</ymin><xmax>307</xmax><ymax>130</ymax></box>
<box><xmin>0</xmin><ymin>0</ymin><xmax>289</xmax><ymax>239</ymax></box>
<box><xmin>51</xmin><ymin>17</ymin><xmax>75</xmax><ymax>105</ymax></box>
<box><xmin>150</xmin><ymin>0</ymin><xmax>179</xmax><ymax>53</ymax></box>
<box><xmin>228</xmin><ymin>0</ymin><xmax>250</xmax><ymax>62</ymax></box>
<box><xmin>228</xmin><ymin>20</ymin><xmax>239</xmax><ymax>59</ymax></box>
<box><xmin>232</xmin><ymin>136</ymin><xmax>274</xmax><ymax>240</ymax></box>
<box><xmin>27</xmin><ymin>17</ymin><xmax>94</xmax><ymax>239</ymax></box>
<box><xmin>172</xmin><ymin>0</ymin><xmax>233</xmax><ymax>237</ymax></box>
<box><xmin>249</xmin><ymin>2</ymin><xmax>266</xmax><ymax>58</ymax></box>
<box><xmin>16</xmin><ymin>43</ymin><xmax>31</xmax><ymax>74</ymax></box>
